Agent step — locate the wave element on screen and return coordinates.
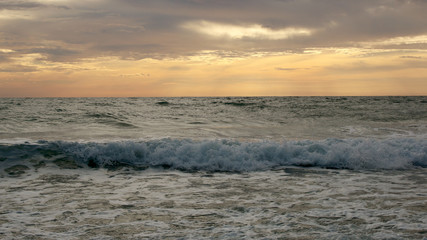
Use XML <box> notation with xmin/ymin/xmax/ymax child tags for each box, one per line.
<box><xmin>53</xmin><ymin>138</ymin><xmax>427</xmax><ymax>171</ymax></box>
<box><xmin>1</xmin><ymin>138</ymin><xmax>426</xmax><ymax>172</ymax></box>
<box><xmin>85</xmin><ymin>112</ymin><xmax>138</xmax><ymax>128</ymax></box>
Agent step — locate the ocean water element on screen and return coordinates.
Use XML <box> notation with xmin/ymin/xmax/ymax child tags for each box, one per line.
<box><xmin>0</xmin><ymin>97</ymin><xmax>426</xmax><ymax>239</ymax></box>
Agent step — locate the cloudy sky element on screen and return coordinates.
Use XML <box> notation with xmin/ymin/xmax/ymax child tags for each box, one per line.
<box><xmin>1</xmin><ymin>0</ymin><xmax>426</xmax><ymax>97</ymax></box>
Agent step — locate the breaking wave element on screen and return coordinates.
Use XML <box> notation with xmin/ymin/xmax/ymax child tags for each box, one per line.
<box><xmin>1</xmin><ymin>138</ymin><xmax>425</xmax><ymax>172</ymax></box>
<box><xmin>52</xmin><ymin>138</ymin><xmax>426</xmax><ymax>171</ymax></box>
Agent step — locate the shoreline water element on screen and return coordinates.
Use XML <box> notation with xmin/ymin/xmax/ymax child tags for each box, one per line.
<box><xmin>1</xmin><ymin>164</ymin><xmax>426</xmax><ymax>239</ymax></box>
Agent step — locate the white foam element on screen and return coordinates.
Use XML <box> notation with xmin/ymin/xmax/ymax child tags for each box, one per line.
<box><xmin>1</xmin><ymin>167</ymin><xmax>426</xmax><ymax>239</ymax></box>
<box><xmin>54</xmin><ymin>138</ymin><xmax>427</xmax><ymax>171</ymax></box>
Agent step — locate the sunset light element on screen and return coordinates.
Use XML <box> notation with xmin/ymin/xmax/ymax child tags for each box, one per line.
<box><xmin>1</xmin><ymin>0</ymin><xmax>426</xmax><ymax>96</ymax></box>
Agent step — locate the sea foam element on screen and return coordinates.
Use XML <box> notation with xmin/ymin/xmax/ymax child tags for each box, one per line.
<box><xmin>51</xmin><ymin>138</ymin><xmax>426</xmax><ymax>171</ymax></box>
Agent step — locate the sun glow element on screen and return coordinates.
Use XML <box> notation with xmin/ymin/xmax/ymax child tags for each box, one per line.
<box><xmin>2</xmin><ymin>47</ymin><xmax>426</xmax><ymax>97</ymax></box>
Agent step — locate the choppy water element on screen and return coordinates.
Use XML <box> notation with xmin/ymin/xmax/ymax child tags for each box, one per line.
<box><xmin>1</xmin><ymin>96</ymin><xmax>426</xmax><ymax>141</ymax></box>
<box><xmin>1</xmin><ymin>97</ymin><xmax>426</xmax><ymax>239</ymax></box>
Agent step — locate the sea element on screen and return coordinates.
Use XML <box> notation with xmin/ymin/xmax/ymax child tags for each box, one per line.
<box><xmin>0</xmin><ymin>96</ymin><xmax>426</xmax><ymax>239</ymax></box>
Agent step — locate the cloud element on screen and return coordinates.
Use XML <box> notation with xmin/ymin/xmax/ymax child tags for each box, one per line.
<box><xmin>24</xmin><ymin>47</ymin><xmax>80</xmax><ymax>62</ymax></box>
<box><xmin>276</xmin><ymin>67</ymin><xmax>311</xmax><ymax>71</ymax></box>
<box><xmin>0</xmin><ymin>55</ymin><xmax>8</xmax><ymax>63</ymax></box>
<box><xmin>182</xmin><ymin>21</ymin><xmax>312</xmax><ymax>40</ymax></box>
<box><xmin>326</xmin><ymin>59</ymin><xmax>427</xmax><ymax>73</ymax></box>
<box><xmin>119</xmin><ymin>73</ymin><xmax>150</xmax><ymax>78</ymax></box>
<box><xmin>1</xmin><ymin>0</ymin><xmax>427</xmax><ymax>61</ymax></box>
<box><xmin>0</xmin><ymin>1</ymin><xmax>44</xmax><ymax>10</ymax></box>
<box><xmin>167</xmin><ymin>66</ymin><xmax>190</xmax><ymax>71</ymax></box>
<box><xmin>0</xmin><ymin>64</ymin><xmax>38</xmax><ymax>72</ymax></box>
<box><xmin>360</xmin><ymin>35</ymin><xmax>427</xmax><ymax>48</ymax></box>
<box><xmin>400</xmin><ymin>55</ymin><xmax>423</xmax><ymax>59</ymax></box>
<box><xmin>0</xmin><ymin>49</ymin><xmax>15</xmax><ymax>53</ymax></box>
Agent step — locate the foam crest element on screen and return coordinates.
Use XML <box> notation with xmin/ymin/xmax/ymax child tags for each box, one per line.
<box><xmin>53</xmin><ymin>138</ymin><xmax>427</xmax><ymax>171</ymax></box>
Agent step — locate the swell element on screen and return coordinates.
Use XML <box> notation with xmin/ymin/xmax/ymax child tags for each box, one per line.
<box><xmin>1</xmin><ymin>138</ymin><xmax>425</xmax><ymax>173</ymax></box>
<box><xmin>85</xmin><ymin>112</ymin><xmax>138</xmax><ymax>128</ymax></box>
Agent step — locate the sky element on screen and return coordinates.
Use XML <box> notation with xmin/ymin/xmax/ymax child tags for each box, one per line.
<box><xmin>0</xmin><ymin>0</ymin><xmax>427</xmax><ymax>97</ymax></box>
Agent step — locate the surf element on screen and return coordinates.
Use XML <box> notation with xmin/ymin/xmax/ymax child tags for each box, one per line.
<box><xmin>1</xmin><ymin>138</ymin><xmax>425</xmax><ymax>175</ymax></box>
